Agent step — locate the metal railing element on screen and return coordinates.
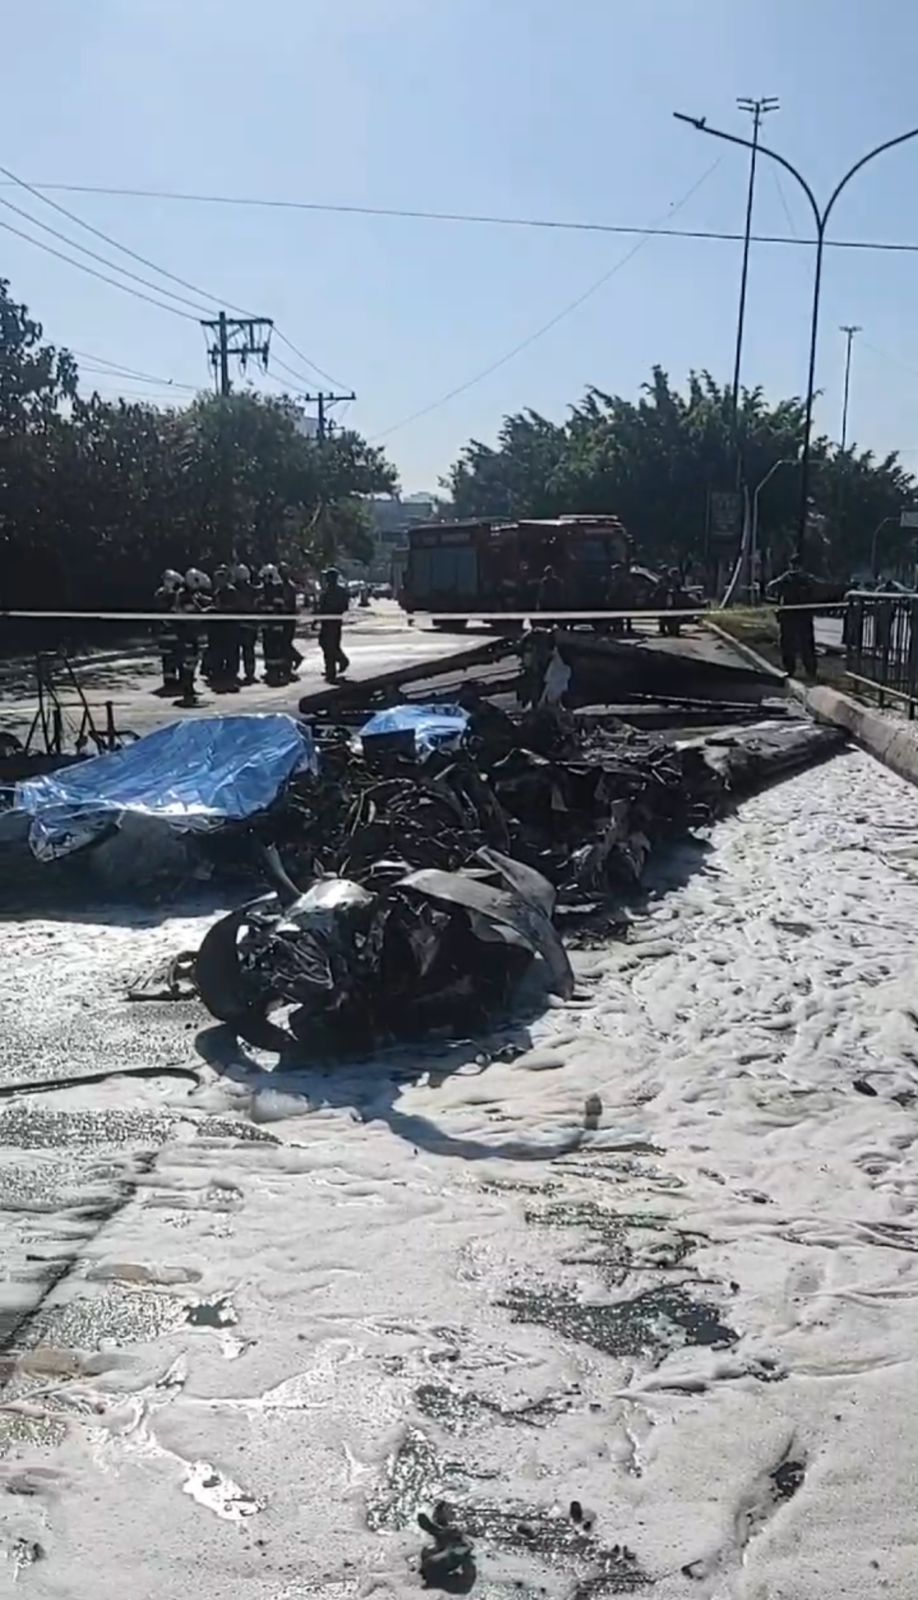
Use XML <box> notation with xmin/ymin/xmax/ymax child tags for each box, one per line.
<box><xmin>845</xmin><ymin>590</ymin><xmax>918</xmax><ymax>716</ymax></box>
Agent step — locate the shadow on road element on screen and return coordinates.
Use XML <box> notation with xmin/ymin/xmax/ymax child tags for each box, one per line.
<box><xmin>186</xmin><ymin>1015</ymin><xmax>627</xmax><ymax>1167</ymax></box>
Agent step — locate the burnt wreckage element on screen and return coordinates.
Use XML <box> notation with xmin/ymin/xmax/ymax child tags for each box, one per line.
<box><xmin>190</xmin><ymin>696</ymin><xmax>841</xmax><ymax>1050</ymax></box>
<box><xmin>3</xmin><ymin>639</ymin><xmax>844</xmax><ymax>1049</ymax></box>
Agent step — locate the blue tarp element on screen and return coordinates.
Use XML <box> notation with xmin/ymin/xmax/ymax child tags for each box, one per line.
<box><xmin>15</xmin><ymin>714</ymin><xmax>318</xmax><ymax>861</ymax></box>
<box><xmin>359</xmin><ymin>703</ymin><xmax>470</xmax><ymax>758</ymax></box>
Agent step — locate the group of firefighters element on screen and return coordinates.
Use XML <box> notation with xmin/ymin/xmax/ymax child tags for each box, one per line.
<box><xmin>153</xmin><ymin>562</ymin><xmax>351</xmax><ymax>704</ymax></box>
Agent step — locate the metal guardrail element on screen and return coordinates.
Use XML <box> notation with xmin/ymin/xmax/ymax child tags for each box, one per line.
<box><xmin>845</xmin><ymin>590</ymin><xmax>918</xmax><ymax>716</ymax></box>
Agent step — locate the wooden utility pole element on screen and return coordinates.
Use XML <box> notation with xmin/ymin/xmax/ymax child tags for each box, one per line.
<box><xmin>200</xmin><ymin>314</ymin><xmax>273</xmax><ymax>395</ymax></box>
<box><xmin>199</xmin><ymin>315</ymin><xmax>273</xmax><ymax>554</ymax></box>
<box><xmin>301</xmin><ymin>390</ymin><xmax>357</xmax><ymax>440</ymax></box>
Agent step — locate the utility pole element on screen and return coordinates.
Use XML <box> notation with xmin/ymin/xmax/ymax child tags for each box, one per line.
<box><xmin>200</xmin><ymin>314</ymin><xmax>273</xmax><ymax>557</ymax></box>
<box><xmin>839</xmin><ymin>324</ymin><xmax>861</xmax><ymax>451</ymax></box>
<box><xmin>200</xmin><ymin>314</ymin><xmax>273</xmax><ymax>395</ymax></box>
<box><xmin>301</xmin><ymin>390</ymin><xmax>357</xmax><ymax>441</ymax></box>
<box><xmin>732</xmin><ymin>97</ymin><xmax>779</xmax><ymax>431</ymax></box>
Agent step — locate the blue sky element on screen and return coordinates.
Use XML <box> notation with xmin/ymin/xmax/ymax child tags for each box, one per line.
<box><xmin>5</xmin><ymin>0</ymin><xmax>918</xmax><ymax>490</ymax></box>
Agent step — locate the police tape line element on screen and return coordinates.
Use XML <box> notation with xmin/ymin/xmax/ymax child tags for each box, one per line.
<box><xmin>0</xmin><ymin>603</ymin><xmax>844</xmax><ymax>624</ymax></box>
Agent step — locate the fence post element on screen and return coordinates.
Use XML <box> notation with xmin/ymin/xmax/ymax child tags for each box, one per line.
<box><xmin>909</xmin><ymin>597</ymin><xmax>918</xmax><ymax>719</ymax></box>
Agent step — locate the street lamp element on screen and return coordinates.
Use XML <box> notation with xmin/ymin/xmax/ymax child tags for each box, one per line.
<box><xmin>751</xmin><ymin>457</ymin><xmax>796</xmax><ymax>600</ymax></box>
<box><xmin>731</xmin><ymin>98</ymin><xmax>779</xmax><ymax>430</ymax></box>
<box><xmin>870</xmin><ymin>509</ymin><xmax>918</xmax><ymax>580</ymax></box>
<box><xmin>870</xmin><ymin>516</ymin><xmax>897</xmax><ymax>580</ymax></box>
<box><xmin>673</xmin><ymin>112</ymin><xmax>918</xmax><ymax>560</ymax></box>
<box><xmin>839</xmin><ymin>324</ymin><xmax>862</xmax><ymax>451</ymax></box>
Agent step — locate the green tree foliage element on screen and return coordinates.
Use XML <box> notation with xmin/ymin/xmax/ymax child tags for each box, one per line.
<box><xmin>446</xmin><ymin>367</ymin><xmax>914</xmax><ymax>577</ymax></box>
<box><xmin>0</xmin><ymin>278</ymin><xmax>396</xmax><ymax>609</ymax></box>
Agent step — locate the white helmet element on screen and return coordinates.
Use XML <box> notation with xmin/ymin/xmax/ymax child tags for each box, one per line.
<box><xmin>234</xmin><ymin>563</ymin><xmax>250</xmax><ymax>583</ymax></box>
<box><xmin>185</xmin><ymin>567</ymin><xmax>211</xmax><ymax>593</ymax></box>
<box><xmin>161</xmin><ymin>569</ymin><xmax>183</xmax><ymax>592</ymax></box>
<box><xmin>260</xmin><ymin>563</ymin><xmax>281</xmax><ymax>584</ymax></box>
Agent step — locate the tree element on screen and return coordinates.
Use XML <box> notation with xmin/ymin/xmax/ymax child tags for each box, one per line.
<box><xmin>0</xmin><ymin>281</ymin><xmax>79</xmax><ymax>606</ymax></box>
<box><xmin>0</xmin><ymin>278</ymin><xmax>76</xmax><ymax>433</ymax></box>
<box><xmin>0</xmin><ymin>277</ymin><xmax>398</xmax><ymax>612</ymax></box>
<box><xmin>445</xmin><ymin>367</ymin><xmax>915</xmax><ymax>579</ymax></box>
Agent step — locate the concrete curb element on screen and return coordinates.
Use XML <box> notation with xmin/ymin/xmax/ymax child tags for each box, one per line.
<box><xmin>703</xmin><ymin>619</ymin><xmax>918</xmax><ymax>787</ymax></box>
<box><xmin>795</xmin><ymin>682</ymin><xmax>918</xmax><ymax>789</ymax></box>
<box><xmin>702</xmin><ymin>621</ymin><xmax>787</xmax><ymax>683</ymax></box>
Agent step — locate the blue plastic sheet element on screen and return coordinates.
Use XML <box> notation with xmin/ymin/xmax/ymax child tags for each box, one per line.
<box><xmin>359</xmin><ymin>703</ymin><xmax>470</xmax><ymax>758</ymax></box>
<box><xmin>15</xmin><ymin>714</ymin><xmax>318</xmax><ymax>861</ymax></box>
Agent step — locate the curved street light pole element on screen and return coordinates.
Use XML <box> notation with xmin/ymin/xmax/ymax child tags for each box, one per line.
<box><xmin>751</xmin><ymin>456</ymin><xmax>796</xmax><ymax>600</ymax></box>
<box><xmin>871</xmin><ymin>514</ymin><xmax>897</xmax><ymax>580</ymax></box>
<box><xmin>674</xmin><ymin>114</ymin><xmax>918</xmax><ymax>561</ymax></box>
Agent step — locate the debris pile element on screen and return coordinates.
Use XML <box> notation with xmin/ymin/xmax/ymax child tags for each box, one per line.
<box><xmin>187</xmin><ymin>704</ymin><xmax>841</xmax><ymax>1049</ymax></box>
<box><xmin>194</xmin><ymin>847</ymin><xmax>573</xmax><ymax>1050</ymax></box>
<box><xmin>1</xmin><ymin>680</ymin><xmax>844</xmax><ymax>1048</ymax></box>
<box><xmin>264</xmin><ymin>704</ymin><xmax>728</xmax><ymax>913</ymax></box>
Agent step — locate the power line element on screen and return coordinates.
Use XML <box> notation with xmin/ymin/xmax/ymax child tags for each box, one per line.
<box><xmin>272</xmin><ymin>327</ymin><xmax>348</xmax><ymax>390</ymax></box>
<box><xmin>0</xmin><ymin>216</ymin><xmax>202</xmax><ymax>320</ymax></box>
<box><xmin>81</xmin><ymin>380</ymin><xmax>190</xmax><ymax>401</ymax></box>
<box><xmin>771</xmin><ymin>169</ymin><xmax>799</xmax><ymax>240</ymax></box>
<box><xmin>77</xmin><ymin>364</ymin><xmax>198</xmax><ymax>393</ymax></box>
<box><xmin>373</xmin><ymin>158</ymin><xmax>722</xmax><ymax>440</ymax></box>
<box><xmin>69</xmin><ymin>348</ymin><xmax>199</xmax><ymax>388</ymax></box>
<box><xmin>860</xmin><ymin>339</ymin><xmax>918</xmax><ymax>386</ymax></box>
<box><xmin>0</xmin><ymin>162</ymin><xmax>238</xmax><ymax>316</ymax></box>
<box><xmin>270</xmin><ymin>352</ymin><xmax>325</xmax><ymax>390</ymax></box>
<box><xmin>8</xmin><ymin>178</ymin><xmax>918</xmax><ymax>255</ymax></box>
<box><xmin>0</xmin><ymin>192</ymin><xmax>216</xmax><ymax>315</ymax></box>
<box><xmin>1</xmin><ymin>163</ymin><xmax>341</xmax><ymax>388</ymax></box>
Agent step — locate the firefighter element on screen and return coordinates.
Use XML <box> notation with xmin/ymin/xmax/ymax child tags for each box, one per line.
<box><xmin>606</xmin><ymin>562</ymin><xmax>628</xmax><ymax>635</ymax></box>
<box><xmin>153</xmin><ymin>569</ymin><xmax>183</xmax><ymax>693</ymax></box>
<box><xmin>535</xmin><ymin>564</ymin><xmax>565</xmax><ymax>630</ymax></box>
<box><xmin>277</xmin><ymin>561</ymin><xmax>302</xmax><ymax>677</ymax></box>
<box><xmin>316</xmin><ymin>567</ymin><xmax>350</xmax><ymax>683</ymax></box>
<box><xmin>767</xmin><ymin>555</ymin><xmax>817</xmax><ymax>677</ymax></box>
<box><xmin>259</xmin><ymin>565</ymin><xmax>288</xmax><ymax>684</ymax></box>
<box><xmin>175</xmin><ymin>568</ymin><xmax>211</xmax><ymax>706</ymax></box>
<box><xmin>234</xmin><ymin>563</ymin><xmax>260</xmax><ymax>683</ymax></box>
<box><xmin>658</xmin><ymin>568</ymin><xmax>687</xmax><ymax>638</ymax></box>
<box><xmin>209</xmin><ymin>565</ymin><xmax>240</xmax><ymax>688</ymax></box>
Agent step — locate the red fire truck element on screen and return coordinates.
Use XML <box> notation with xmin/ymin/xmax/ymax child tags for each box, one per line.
<box><xmin>400</xmin><ymin>514</ymin><xmax>633</xmax><ymax>628</ymax></box>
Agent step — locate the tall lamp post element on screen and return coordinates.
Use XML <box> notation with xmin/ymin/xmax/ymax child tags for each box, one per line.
<box><xmin>673</xmin><ymin>113</ymin><xmax>918</xmax><ymax>560</ymax></box>
<box><xmin>751</xmin><ymin>457</ymin><xmax>796</xmax><ymax>600</ymax></box>
<box><xmin>731</xmin><ymin>98</ymin><xmax>779</xmax><ymax>433</ymax></box>
<box><xmin>871</xmin><ymin>513</ymin><xmax>903</xmax><ymax>580</ymax></box>
<box><xmin>839</xmin><ymin>324</ymin><xmax>861</xmax><ymax>451</ymax></box>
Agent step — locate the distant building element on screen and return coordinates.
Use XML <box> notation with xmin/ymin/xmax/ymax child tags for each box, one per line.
<box><xmin>361</xmin><ymin>493</ymin><xmax>449</xmax><ymax>582</ymax></box>
<box><xmin>291</xmin><ymin>409</ymin><xmax>320</xmax><ymax>440</ymax></box>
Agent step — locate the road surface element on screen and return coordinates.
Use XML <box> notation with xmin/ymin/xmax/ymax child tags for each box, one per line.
<box><xmin>0</xmin><ymin>608</ymin><xmax>750</xmax><ymax>748</ymax></box>
<box><xmin>2</xmin><ymin>746</ymin><xmax>918</xmax><ymax>1595</ymax></box>
<box><xmin>814</xmin><ymin>615</ymin><xmax>844</xmax><ymax>652</ymax></box>
<box><xmin>0</xmin><ymin>604</ymin><xmax>495</xmax><ymax>745</ymax></box>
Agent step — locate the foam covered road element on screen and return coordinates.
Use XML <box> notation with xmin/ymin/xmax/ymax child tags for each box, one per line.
<box><xmin>1</xmin><ymin>748</ymin><xmax>917</xmax><ymax>1597</ymax></box>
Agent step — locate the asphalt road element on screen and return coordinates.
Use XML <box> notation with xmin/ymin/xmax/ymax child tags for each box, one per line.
<box><xmin>0</xmin><ymin>607</ymin><xmax>750</xmax><ymax>749</ymax></box>
<box><xmin>0</xmin><ymin>604</ymin><xmax>495</xmax><ymax>744</ymax></box>
<box><xmin>2</xmin><ymin>750</ymin><xmax>917</xmax><ymax>1594</ymax></box>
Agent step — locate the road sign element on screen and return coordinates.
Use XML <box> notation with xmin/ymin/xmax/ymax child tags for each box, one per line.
<box><xmin>900</xmin><ymin>510</ymin><xmax>918</xmax><ymax>528</ymax></box>
<box><xmin>708</xmin><ymin>489</ymin><xmax>742</xmax><ymax>542</ymax></box>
